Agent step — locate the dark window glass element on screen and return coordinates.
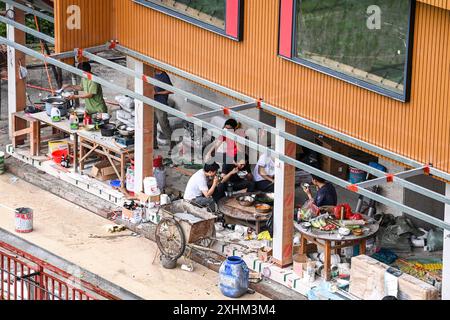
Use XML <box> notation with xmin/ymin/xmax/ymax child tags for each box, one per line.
<box><xmin>295</xmin><ymin>0</ymin><xmax>411</xmax><ymax>96</ymax></box>
<box><xmin>148</xmin><ymin>0</ymin><xmax>226</xmax><ymax>30</ymax></box>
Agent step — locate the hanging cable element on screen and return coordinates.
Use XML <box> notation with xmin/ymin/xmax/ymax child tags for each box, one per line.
<box><xmin>33</xmin><ymin>15</ymin><xmax>54</xmax><ymax>94</ymax></box>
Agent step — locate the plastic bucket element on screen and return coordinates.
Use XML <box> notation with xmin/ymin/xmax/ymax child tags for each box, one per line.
<box><xmin>0</xmin><ymin>151</ymin><xmax>5</xmax><ymax>175</ymax></box>
<box><xmin>15</xmin><ymin>208</ymin><xmax>33</xmax><ymax>233</ymax></box>
<box><xmin>349</xmin><ymin>167</ymin><xmax>366</xmax><ymax>184</ymax></box>
<box><xmin>219</xmin><ymin>256</ymin><xmax>249</xmax><ymax>298</ymax></box>
<box><xmin>51</xmin><ymin>149</ymin><xmax>68</xmax><ymax>164</ymax></box>
<box><xmin>126</xmin><ymin>165</ymin><xmax>135</xmax><ymax>193</ymax></box>
<box><xmin>144</xmin><ymin>177</ymin><xmax>159</xmax><ymax>195</ymax></box>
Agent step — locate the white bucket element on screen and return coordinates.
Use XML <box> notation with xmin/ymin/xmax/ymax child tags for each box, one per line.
<box><xmin>144</xmin><ymin>177</ymin><xmax>159</xmax><ymax>195</ymax></box>
<box><xmin>15</xmin><ymin>208</ymin><xmax>33</xmax><ymax>233</ymax></box>
<box><xmin>126</xmin><ymin>166</ymin><xmax>135</xmax><ymax>193</ymax></box>
<box><xmin>160</xmin><ymin>194</ymin><xmax>171</xmax><ymax>206</ymax></box>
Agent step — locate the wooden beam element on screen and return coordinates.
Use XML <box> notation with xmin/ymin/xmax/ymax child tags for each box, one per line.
<box><xmin>7</xmin><ymin>4</ymin><xmax>26</xmax><ymax>138</ymax></box>
<box><xmin>134</xmin><ymin>60</ymin><xmax>155</xmax><ymax>193</ymax></box>
<box><xmin>272</xmin><ymin>118</ymin><xmax>297</xmax><ymax>268</ymax></box>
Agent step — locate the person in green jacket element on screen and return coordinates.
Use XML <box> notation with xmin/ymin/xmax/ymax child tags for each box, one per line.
<box><xmin>61</xmin><ymin>62</ymin><xmax>108</xmax><ymax>115</ymax></box>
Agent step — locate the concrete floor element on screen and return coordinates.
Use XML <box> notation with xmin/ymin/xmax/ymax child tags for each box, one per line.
<box><xmin>0</xmin><ymin>173</ymin><xmax>268</xmax><ymax>300</ymax></box>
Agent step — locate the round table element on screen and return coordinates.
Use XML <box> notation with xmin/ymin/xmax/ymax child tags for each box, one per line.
<box><xmin>217</xmin><ymin>194</ymin><xmax>271</xmax><ymax>234</ymax></box>
<box><xmin>294</xmin><ymin>218</ymin><xmax>380</xmax><ymax>280</ymax></box>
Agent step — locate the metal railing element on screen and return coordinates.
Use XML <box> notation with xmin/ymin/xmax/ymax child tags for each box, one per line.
<box><xmin>0</xmin><ymin>241</ymin><xmax>119</xmax><ymax>300</ymax></box>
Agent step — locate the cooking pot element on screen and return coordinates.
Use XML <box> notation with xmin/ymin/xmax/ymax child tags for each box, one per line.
<box><xmin>117</xmin><ymin>125</ymin><xmax>135</xmax><ymax>137</ymax></box>
<box><xmin>43</xmin><ymin>95</ymin><xmax>70</xmax><ymax>117</ymax></box>
<box><xmin>101</xmin><ymin>124</ymin><xmax>117</xmax><ymax>137</ymax></box>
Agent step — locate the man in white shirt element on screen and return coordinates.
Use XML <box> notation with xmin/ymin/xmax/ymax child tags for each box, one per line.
<box><xmin>184</xmin><ymin>162</ymin><xmax>223</xmax><ymax>209</ymax></box>
<box><xmin>253</xmin><ymin>153</ymin><xmax>275</xmax><ymax>192</ymax></box>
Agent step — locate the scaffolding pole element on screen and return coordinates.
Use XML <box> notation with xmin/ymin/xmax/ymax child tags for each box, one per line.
<box><xmin>113</xmin><ymin>43</ymin><xmax>450</xmax><ymax>183</ymax></box>
<box><xmin>2</xmin><ymin>36</ymin><xmax>450</xmax><ymax>232</ymax></box>
<box><xmin>82</xmin><ymin>48</ymin><xmax>450</xmax><ymax>206</ymax></box>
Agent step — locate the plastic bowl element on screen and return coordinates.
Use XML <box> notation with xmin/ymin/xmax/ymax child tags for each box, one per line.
<box><xmin>110</xmin><ymin>180</ymin><xmax>121</xmax><ymax>189</ymax></box>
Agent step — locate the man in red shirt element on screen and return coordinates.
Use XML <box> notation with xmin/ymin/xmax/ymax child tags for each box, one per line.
<box><xmin>205</xmin><ymin>119</ymin><xmax>242</xmax><ymax>167</ymax></box>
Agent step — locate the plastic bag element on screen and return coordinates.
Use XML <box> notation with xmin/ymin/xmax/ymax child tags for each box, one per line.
<box><xmin>298</xmin><ymin>200</ymin><xmax>320</xmax><ymax>221</ymax></box>
<box><xmin>426</xmin><ymin>229</ymin><xmax>444</xmax><ymax>252</ymax></box>
<box><xmin>377</xmin><ymin>226</ymin><xmax>412</xmax><ymax>253</ymax></box>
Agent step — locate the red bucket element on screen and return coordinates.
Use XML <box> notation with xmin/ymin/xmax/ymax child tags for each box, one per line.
<box><xmin>51</xmin><ymin>149</ymin><xmax>68</xmax><ymax>164</ymax></box>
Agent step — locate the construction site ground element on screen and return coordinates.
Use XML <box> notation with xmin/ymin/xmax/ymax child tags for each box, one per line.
<box><xmin>0</xmin><ymin>55</ymin><xmax>306</xmax><ymax>300</ymax></box>
<box><xmin>0</xmin><ymin>172</ymin><xmax>269</xmax><ymax>300</ymax></box>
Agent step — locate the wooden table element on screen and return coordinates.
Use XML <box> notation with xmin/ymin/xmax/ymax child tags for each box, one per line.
<box><xmin>217</xmin><ymin>194</ymin><xmax>271</xmax><ymax>234</ymax></box>
<box><xmin>77</xmin><ymin>130</ymin><xmax>134</xmax><ymax>188</ymax></box>
<box><xmin>294</xmin><ymin>218</ymin><xmax>380</xmax><ymax>281</ymax></box>
<box><xmin>12</xmin><ymin>112</ymin><xmax>41</xmax><ymax>156</ymax></box>
<box><xmin>30</xmin><ymin>112</ymin><xmax>79</xmax><ymax>172</ymax></box>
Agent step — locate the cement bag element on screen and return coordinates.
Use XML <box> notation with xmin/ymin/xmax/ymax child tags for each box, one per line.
<box><xmin>426</xmin><ymin>229</ymin><xmax>443</xmax><ymax>252</ymax></box>
<box><xmin>154</xmin><ymin>167</ymin><xmax>166</xmax><ymax>191</ymax></box>
<box><xmin>377</xmin><ymin>226</ymin><xmax>412</xmax><ymax>253</ymax></box>
<box><xmin>115</xmin><ymin>95</ymin><xmax>135</xmax><ymax>112</ymax></box>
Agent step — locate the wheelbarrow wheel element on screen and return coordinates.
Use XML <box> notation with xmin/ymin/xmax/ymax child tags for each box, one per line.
<box><xmin>156</xmin><ymin>217</ymin><xmax>186</xmax><ymax>260</ymax></box>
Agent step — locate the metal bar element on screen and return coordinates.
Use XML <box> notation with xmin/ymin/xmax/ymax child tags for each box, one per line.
<box><xmin>0</xmin><ymin>239</ymin><xmax>119</xmax><ymax>300</ymax></box>
<box><xmin>194</xmin><ymin>102</ymin><xmax>257</xmax><ymax>120</ymax></box>
<box><xmin>86</xmin><ymin>47</ymin><xmax>450</xmax><ymax>206</ymax></box>
<box><xmin>0</xmin><ymin>19</ymin><xmax>443</xmax><ymax>206</ymax></box>
<box><xmin>355</xmin><ymin>177</ymin><xmax>389</xmax><ymax>189</ymax></box>
<box><xmin>0</xmin><ymin>16</ymin><xmax>54</xmax><ymax>45</ymax></box>
<box><xmin>0</xmin><ymin>0</ymin><xmax>54</xmax><ymax>23</ymax></box>
<box><xmin>50</xmin><ymin>44</ymin><xmax>110</xmax><ymax>60</ymax></box>
<box><xmin>3</xmin><ymin>37</ymin><xmax>450</xmax><ymax>231</ymax></box>
<box><xmin>395</xmin><ymin>178</ymin><xmax>450</xmax><ymax>205</ymax></box>
<box><xmin>81</xmin><ymin>50</ymin><xmax>231</xmax><ymax>113</ymax></box>
<box><xmin>394</xmin><ymin>166</ymin><xmax>427</xmax><ymax>179</ymax></box>
<box><xmin>114</xmin><ymin>43</ymin><xmax>450</xmax><ymax>183</ymax></box>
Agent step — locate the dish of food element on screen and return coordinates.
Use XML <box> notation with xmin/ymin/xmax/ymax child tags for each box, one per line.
<box><xmin>301</xmin><ymin>222</ymin><xmax>311</xmax><ymax>229</ymax></box>
<box><xmin>236</xmin><ymin>195</ymin><xmax>255</xmax><ymax>207</ymax></box>
<box><xmin>352</xmin><ymin>228</ymin><xmax>364</xmax><ymax>236</ymax></box>
<box><xmin>255</xmin><ymin>203</ymin><xmax>272</xmax><ymax>213</ymax></box>
<box><xmin>255</xmin><ymin>193</ymin><xmax>274</xmax><ymax>204</ymax></box>
<box><xmin>84</xmin><ymin>124</ymin><xmax>96</xmax><ymax>131</ymax></box>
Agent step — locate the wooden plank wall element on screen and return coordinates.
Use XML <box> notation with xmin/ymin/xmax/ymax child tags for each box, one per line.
<box><xmin>52</xmin><ymin>0</ymin><xmax>450</xmax><ymax>175</ymax></box>
<box><xmin>113</xmin><ymin>0</ymin><xmax>450</xmax><ymax>174</ymax></box>
<box><xmin>54</xmin><ymin>0</ymin><xmax>114</xmax><ymax>52</ymax></box>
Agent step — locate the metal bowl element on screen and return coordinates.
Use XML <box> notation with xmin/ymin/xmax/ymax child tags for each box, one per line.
<box><xmin>237</xmin><ymin>170</ymin><xmax>248</xmax><ymax>179</ymax></box>
<box><xmin>236</xmin><ymin>195</ymin><xmax>255</xmax><ymax>207</ymax></box>
<box><xmin>255</xmin><ymin>203</ymin><xmax>272</xmax><ymax>214</ymax></box>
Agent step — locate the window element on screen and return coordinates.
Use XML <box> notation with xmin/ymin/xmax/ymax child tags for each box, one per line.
<box><xmin>135</xmin><ymin>0</ymin><xmax>244</xmax><ymax>40</ymax></box>
<box><xmin>279</xmin><ymin>0</ymin><xmax>415</xmax><ymax>101</ymax></box>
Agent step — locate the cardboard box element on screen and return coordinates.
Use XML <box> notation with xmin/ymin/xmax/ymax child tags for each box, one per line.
<box><xmin>349</xmin><ymin>255</ymin><xmax>439</xmax><ymax>300</ymax></box>
<box><xmin>48</xmin><ymin>140</ymin><xmax>69</xmax><ymax>155</ymax></box>
<box><xmin>91</xmin><ymin>161</ymin><xmax>118</xmax><ymax>181</ymax></box>
<box><xmin>293</xmin><ymin>254</ymin><xmax>309</xmax><ymax>278</ymax></box>
<box><xmin>257</xmin><ymin>247</ymin><xmax>273</xmax><ymax>262</ymax></box>
<box><xmin>137</xmin><ymin>192</ymin><xmax>160</xmax><ymax>204</ymax></box>
<box><xmin>122</xmin><ymin>208</ymin><xmax>134</xmax><ymax>220</ymax></box>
